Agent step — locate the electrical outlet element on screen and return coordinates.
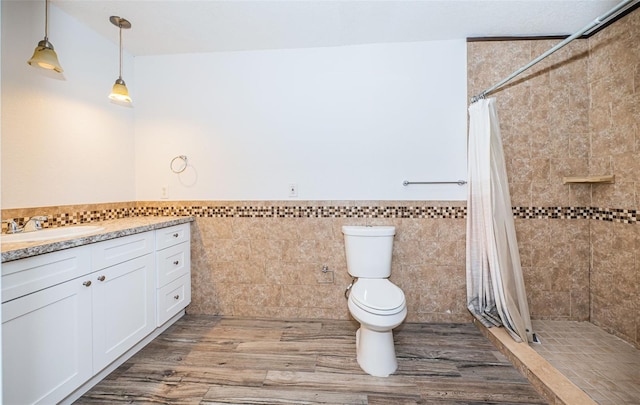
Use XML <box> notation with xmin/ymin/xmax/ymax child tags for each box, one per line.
<box><xmin>161</xmin><ymin>185</ymin><xmax>169</xmax><ymax>199</ymax></box>
<box><xmin>288</xmin><ymin>183</ymin><xmax>298</xmax><ymax>198</ymax></box>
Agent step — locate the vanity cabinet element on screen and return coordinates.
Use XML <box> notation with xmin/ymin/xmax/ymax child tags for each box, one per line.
<box><xmin>1</xmin><ymin>223</ymin><xmax>191</xmax><ymax>405</ymax></box>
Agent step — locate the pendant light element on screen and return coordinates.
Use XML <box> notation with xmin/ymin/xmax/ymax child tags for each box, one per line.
<box><xmin>108</xmin><ymin>16</ymin><xmax>132</xmax><ymax>104</ymax></box>
<box><xmin>27</xmin><ymin>0</ymin><xmax>64</xmax><ymax>73</ymax></box>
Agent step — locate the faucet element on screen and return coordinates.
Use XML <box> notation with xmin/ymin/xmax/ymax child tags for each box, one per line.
<box><xmin>2</xmin><ymin>219</ymin><xmax>20</xmax><ymax>234</ymax></box>
<box><xmin>2</xmin><ymin>216</ymin><xmax>48</xmax><ymax>234</ymax></box>
<box><xmin>23</xmin><ymin>216</ymin><xmax>48</xmax><ymax>232</ymax></box>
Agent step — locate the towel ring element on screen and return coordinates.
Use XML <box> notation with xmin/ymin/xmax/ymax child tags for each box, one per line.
<box><xmin>170</xmin><ymin>155</ymin><xmax>188</xmax><ymax>173</ymax></box>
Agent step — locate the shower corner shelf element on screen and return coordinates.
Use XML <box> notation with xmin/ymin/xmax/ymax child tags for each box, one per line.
<box><xmin>562</xmin><ymin>175</ymin><xmax>615</xmax><ymax>184</ymax></box>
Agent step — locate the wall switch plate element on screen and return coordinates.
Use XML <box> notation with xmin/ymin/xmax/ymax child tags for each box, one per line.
<box><xmin>288</xmin><ymin>183</ymin><xmax>298</xmax><ymax>198</ymax></box>
<box><xmin>161</xmin><ymin>185</ymin><xmax>169</xmax><ymax>199</ymax></box>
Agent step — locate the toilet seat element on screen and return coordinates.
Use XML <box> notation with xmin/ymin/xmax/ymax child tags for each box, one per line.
<box><xmin>350</xmin><ymin>279</ymin><xmax>406</xmax><ymax>315</ymax></box>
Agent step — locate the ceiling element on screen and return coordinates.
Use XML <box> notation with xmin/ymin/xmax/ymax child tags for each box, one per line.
<box><xmin>53</xmin><ymin>0</ymin><xmax>637</xmax><ymax>56</ymax></box>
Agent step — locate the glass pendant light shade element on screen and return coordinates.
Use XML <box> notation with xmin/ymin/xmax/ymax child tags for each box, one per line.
<box><xmin>28</xmin><ymin>0</ymin><xmax>63</xmax><ymax>73</ymax></box>
<box><xmin>109</xmin><ymin>78</ymin><xmax>132</xmax><ymax>103</ymax></box>
<box><xmin>109</xmin><ymin>16</ymin><xmax>132</xmax><ymax>104</ymax></box>
<box><xmin>28</xmin><ymin>40</ymin><xmax>63</xmax><ymax>72</ymax></box>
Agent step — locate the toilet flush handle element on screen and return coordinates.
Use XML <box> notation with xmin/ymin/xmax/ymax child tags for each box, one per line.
<box><xmin>344</xmin><ymin>277</ymin><xmax>357</xmax><ymax>299</ymax></box>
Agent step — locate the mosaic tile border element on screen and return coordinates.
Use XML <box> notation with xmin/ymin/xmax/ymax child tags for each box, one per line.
<box><xmin>2</xmin><ymin>205</ymin><xmax>639</xmax><ymax>232</ymax></box>
<box><xmin>590</xmin><ymin>208</ymin><xmax>638</xmax><ymax>224</ymax></box>
<box><xmin>511</xmin><ymin>207</ymin><xmax>639</xmax><ymax>223</ymax></box>
<box><xmin>2</xmin><ymin>209</ymin><xmax>132</xmax><ymax>230</ymax></box>
<box><xmin>512</xmin><ymin>207</ymin><xmax>592</xmax><ymax>220</ymax></box>
<box><xmin>146</xmin><ymin>205</ymin><xmax>468</xmax><ymax>219</ymax></box>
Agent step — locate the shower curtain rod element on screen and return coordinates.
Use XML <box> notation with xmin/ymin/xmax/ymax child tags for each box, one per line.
<box><xmin>470</xmin><ymin>0</ymin><xmax>637</xmax><ymax>103</ymax></box>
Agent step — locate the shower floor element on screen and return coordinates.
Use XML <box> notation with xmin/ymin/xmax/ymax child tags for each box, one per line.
<box><xmin>531</xmin><ymin>320</ymin><xmax>640</xmax><ymax>405</ymax></box>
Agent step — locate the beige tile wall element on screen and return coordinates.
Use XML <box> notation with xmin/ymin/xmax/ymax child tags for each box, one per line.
<box><xmin>184</xmin><ymin>202</ymin><xmax>470</xmax><ymax>324</ymax></box>
<box><xmin>515</xmin><ymin>218</ymin><xmax>590</xmax><ymax>321</ymax></box>
<box><xmin>587</xmin><ymin>9</ymin><xmax>639</xmax><ymax>348</ymax></box>
<box><xmin>2</xmin><ymin>201</ymin><xmax>470</xmax><ymax>324</ymax></box>
<box><xmin>468</xmin><ymin>8</ymin><xmax>639</xmax><ymax>348</ymax></box>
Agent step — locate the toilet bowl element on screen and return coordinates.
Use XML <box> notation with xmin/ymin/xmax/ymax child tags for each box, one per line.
<box><xmin>348</xmin><ymin>278</ymin><xmax>407</xmax><ymax>377</ymax></box>
<box><xmin>342</xmin><ymin>226</ymin><xmax>407</xmax><ymax>377</ymax></box>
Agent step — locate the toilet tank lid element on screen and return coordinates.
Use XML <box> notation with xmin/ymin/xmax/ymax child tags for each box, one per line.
<box><xmin>342</xmin><ymin>226</ymin><xmax>395</xmax><ymax>236</ymax></box>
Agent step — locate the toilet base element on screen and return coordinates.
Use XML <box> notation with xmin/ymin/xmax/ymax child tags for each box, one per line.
<box><xmin>355</xmin><ymin>327</ymin><xmax>398</xmax><ymax>377</ymax></box>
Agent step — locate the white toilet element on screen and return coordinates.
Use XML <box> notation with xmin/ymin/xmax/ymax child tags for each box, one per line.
<box><xmin>342</xmin><ymin>225</ymin><xmax>407</xmax><ymax>377</ymax></box>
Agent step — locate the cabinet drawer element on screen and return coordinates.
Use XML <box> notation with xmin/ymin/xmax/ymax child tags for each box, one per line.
<box><xmin>91</xmin><ymin>231</ymin><xmax>154</xmax><ymax>270</ymax></box>
<box><xmin>155</xmin><ymin>223</ymin><xmax>190</xmax><ymax>250</ymax></box>
<box><xmin>2</xmin><ymin>247</ymin><xmax>90</xmax><ymax>303</ymax></box>
<box><xmin>157</xmin><ymin>273</ymin><xmax>191</xmax><ymax>327</ymax></box>
<box><xmin>156</xmin><ymin>241</ymin><xmax>190</xmax><ymax>287</ymax></box>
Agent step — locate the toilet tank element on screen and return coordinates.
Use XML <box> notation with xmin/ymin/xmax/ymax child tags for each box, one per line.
<box><xmin>342</xmin><ymin>226</ymin><xmax>395</xmax><ymax>278</ymax></box>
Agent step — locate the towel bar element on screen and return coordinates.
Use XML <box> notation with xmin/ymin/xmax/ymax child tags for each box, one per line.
<box><xmin>403</xmin><ymin>180</ymin><xmax>467</xmax><ymax>186</ymax></box>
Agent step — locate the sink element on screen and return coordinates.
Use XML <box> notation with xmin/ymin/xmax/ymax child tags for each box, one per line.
<box><xmin>1</xmin><ymin>226</ymin><xmax>105</xmax><ymax>243</ymax></box>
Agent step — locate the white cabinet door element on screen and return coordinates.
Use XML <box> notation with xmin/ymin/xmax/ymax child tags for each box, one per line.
<box><xmin>92</xmin><ymin>254</ymin><xmax>156</xmax><ymax>372</ymax></box>
<box><xmin>2</xmin><ymin>277</ymin><xmax>93</xmax><ymax>405</ymax></box>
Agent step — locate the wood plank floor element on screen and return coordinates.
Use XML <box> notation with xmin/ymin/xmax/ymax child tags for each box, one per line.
<box><xmin>75</xmin><ymin>315</ymin><xmax>547</xmax><ymax>404</ymax></box>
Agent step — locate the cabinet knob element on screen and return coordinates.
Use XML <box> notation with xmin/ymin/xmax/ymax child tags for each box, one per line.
<box><xmin>174</xmin><ymin>294</ymin><xmax>180</xmax><ymax>300</ymax></box>
<box><xmin>97</xmin><ymin>275</ymin><xmax>106</xmax><ymax>282</ymax></box>
<box><xmin>172</xmin><ymin>233</ymin><xmax>179</xmax><ymax>238</ymax></box>
<box><xmin>83</xmin><ymin>280</ymin><xmax>92</xmax><ymax>287</ymax></box>
<box><xmin>173</xmin><ymin>260</ymin><xmax>179</xmax><ymax>265</ymax></box>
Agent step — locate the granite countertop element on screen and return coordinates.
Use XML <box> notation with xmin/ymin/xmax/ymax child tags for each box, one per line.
<box><xmin>1</xmin><ymin>216</ymin><xmax>194</xmax><ymax>263</ymax></box>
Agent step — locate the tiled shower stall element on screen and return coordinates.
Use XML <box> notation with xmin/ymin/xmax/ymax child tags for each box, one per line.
<box><xmin>468</xmin><ymin>7</ymin><xmax>639</xmax><ymax>350</ymax></box>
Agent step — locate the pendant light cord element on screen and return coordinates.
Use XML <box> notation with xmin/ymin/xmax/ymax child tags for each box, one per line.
<box><xmin>44</xmin><ymin>0</ymin><xmax>49</xmax><ymax>41</ymax></box>
<box><xmin>118</xmin><ymin>24</ymin><xmax>123</xmax><ymax>80</ymax></box>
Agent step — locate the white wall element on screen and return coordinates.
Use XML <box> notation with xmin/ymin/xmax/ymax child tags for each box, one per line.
<box><xmin>2</xmin><ymin>1</ymin><xmax>468</xmax><ymax>206</ymax></box>
<box><xmin>1</xmin><ymin>1</ymin><xmax>136</xmax><ymax>209</ymax></box>
<box><xmin>134</xmin><ymin>40</ymin><xmax>467</xmax><ymax>201</ymax></box>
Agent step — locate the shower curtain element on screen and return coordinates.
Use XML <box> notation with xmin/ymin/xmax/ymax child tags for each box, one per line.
<box><xmin>466</xmin><ymin>98</ymin><xmax>534</xmax><ymax>343</ymax></box>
